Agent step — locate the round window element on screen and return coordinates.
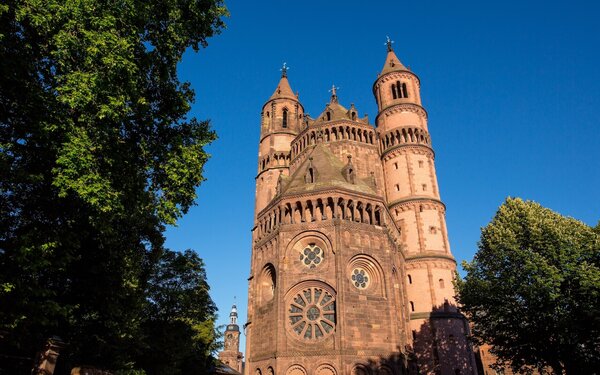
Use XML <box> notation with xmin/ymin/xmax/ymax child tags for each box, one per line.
<box><xmin>351</xmin><ymin>268</ymin><xmax>370</xmax><ymax>289</ymax></box>
<box><xmin>288</xmin><ymin>287</ymin><xmax>335</xmax><ymax>340</ymax></box>
<box><xmin>299</xmin><ymin>244</ymin><xmax>323</xmax><ymax>269</ymax></box>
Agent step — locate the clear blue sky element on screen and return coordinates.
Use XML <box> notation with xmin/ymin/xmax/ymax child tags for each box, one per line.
<box><xmin>165</xmin><ymin>0</ymin><xmax>600</xmax><ymax>348</ymax></box>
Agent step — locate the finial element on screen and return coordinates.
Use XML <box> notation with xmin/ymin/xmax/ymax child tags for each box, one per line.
<box><xmin>280</xmin><ymin>62</ymin><xmax>289</xmax><ymax>77</ymax></box>
<box><xmin>385</xmin><ymin>36</ymin><xmax>394</xmax><ymax>52</ymax></box>
<box><xmin>329</xmin><ymin>84</ymin><xmax>339</xmax><ymax>97</ymax></box>
<box><xmin>329</xmin><ymin>84</ymin><xmax>339</xmax><ymax>103</ymax></box>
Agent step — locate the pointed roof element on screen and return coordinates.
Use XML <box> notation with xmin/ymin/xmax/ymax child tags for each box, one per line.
<box><xmin>269</xmin><ymin>65</ymin><xmax>298</xmax><ymax>101</ymax></box>
<box><xmin>380</xmin><ymin>39</ymin><xmax>409</xmax><ymax>75</ymax></box>
<box><xmin>380</xmin><ymin>49</ymin><xmax>409</xmax><ymax>75</ymax></box>
<box><xmin>278</xmin><ymin>144</ymin><xmax>377</xmax><ymax>197</ymax></box>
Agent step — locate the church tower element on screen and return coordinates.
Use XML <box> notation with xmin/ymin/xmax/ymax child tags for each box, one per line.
<box><xmin>255</xmin><ymin>64</ymin><xmax>304</xmax><ymax>218</ymax></box>
<box><xmin>219</xmin><ymin>304</ymin><xmax>244</xmax><ymax>373</ymax></box>
<box><xmin>245</xmin><ymin>42</ymin><xmax>477</xmax><ymax>375</ymax></box>
<box><xmin>372</xmin><ymin>39</ymin><xmax>476</xmax><ymax>374</ymax></box>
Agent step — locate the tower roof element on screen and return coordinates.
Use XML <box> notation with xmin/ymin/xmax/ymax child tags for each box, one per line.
<box><xmin>380</xmin><ymin>39</ymin><xmax>409</xmax><ymax>76</ymax></box>
<box><xmin>269</xmin><ymin>64</ymin><xmax>298</xmax><ymax>101</ymax></box>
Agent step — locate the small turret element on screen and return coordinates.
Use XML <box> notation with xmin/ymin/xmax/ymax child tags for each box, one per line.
<box><xmin>255</xmin><ymin>65</ymin><xmax>305</xmax><ymax>219</ymax></box>
<box><xmin>227</xmin><ymin>304</ymin><xmax>239</xmax><ymax>331</ymax></box>
<box><xmin>373</xmin><ymin>37</ymin><xmax>422</xmax><ymax>116</ymax></box>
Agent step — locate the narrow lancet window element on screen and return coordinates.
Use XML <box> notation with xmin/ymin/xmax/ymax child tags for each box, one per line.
<box><xmin>282</xmin><ymin>109</ymin><xmax>288</xmax><ymax>128</ymax></box>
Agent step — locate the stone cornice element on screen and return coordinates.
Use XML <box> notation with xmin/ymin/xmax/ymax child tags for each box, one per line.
<box><xmin>295</xmin><ymin>119</ymin><xmax>375</xmax><ymax>141</ymax></box>
<box><xmin>255</xmin><ymin>165</ymin><xmax>288</xmax><ymax>180</ymax></box>
<box><xmin>259</xmin><ymin>130</ymin><xmax>297</xmax><ymax>144</ymax></box>
<box><xmin>405</xmin><ymin>252</ymin><xmax>456</xmax><ymax>263</ymax></box>
<box><xmin>382</xmin><ymin>143</ymin><xmax>433</xmax><ymax>160</ymax></box>
<box><xmin>387</xmin><ymin>196</ymin><xmax>446</xmax><ymax>211</ymax></box>
<box><xmin>257</xmin><ymin>187</ymin><xmax>385</xmax><ymax>219</ymax></box>
<box><xmin>382</xmin><ymin>144</ymin><xmax>435</xmax><ymax>161</ymax></box>
<box><xmin>373</xmin><ymin>70</ymin><xmax>421</xmax><ymax>92</ymax></box>
<box><xmin>375</xmin><ymin>103</ymin><xmax>428</xmax><ymax>125</ymax></box>
<box><xmin>261</xmin><ymin>97</ymin><xmax>304</xmax><ymax>112</ymax></box>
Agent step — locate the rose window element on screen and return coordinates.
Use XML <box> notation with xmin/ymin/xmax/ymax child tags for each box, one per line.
<box><xmin>299</xmin><ymin>244</ymin><xmax>323</xmax><ymax>269</ymax></box>
<box><xmin>351</xmin><ymin>268</ymin><xmax>369</xmax><ymax>289</ymax></box>
<box><xmin>288</xmin><ymin>287</ymin><xmax>335</xmax><ymax>340</ymax></box>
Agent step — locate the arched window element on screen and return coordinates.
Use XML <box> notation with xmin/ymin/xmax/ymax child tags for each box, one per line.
<box><xmin>407</xmin><ymin>274</ymin><xmax>412</xmax><ymax>284</ymax></box>
<box><xmin>326</xmin><ymin>112</ymin><xmax>331</xmax><ymax>121</ymax></box>
<box><xmin>402</xmin><ymin>82</ymin><xmax>408</xmax><ymax>98</ymax></box>
<box><xmin>282</xmin><ymin>108</ymin><xmax>288</xmax><ymax>128</ymax></box>
<box><xmin>351</xmin><ymin>111</ymin><xmax>356</xmax><ymax>121</ymax></box>
<box><xmin>306</xmin><ymin>168</ymin><xmax>315</xmax><ymax>183</ymax></box>
<box><xmin>391</xmin><ymin>83</ymin><xmax>398</xmax><ymax>99</ymax></box>
<box><xmin>410</xmin><ymin>301</ymin><xmax>415</xmax><ymax>311</ymax></box>
<box><xmin>439</xmin><ymin>278</ymin><xmax>445</xmax><ymax>289</ymax></box>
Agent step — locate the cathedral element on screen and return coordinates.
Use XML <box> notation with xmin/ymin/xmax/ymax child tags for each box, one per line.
<box><xmin>223</xmin><ymin>41</ymin><xmax>479</xmax><ymax>375</ymax></box>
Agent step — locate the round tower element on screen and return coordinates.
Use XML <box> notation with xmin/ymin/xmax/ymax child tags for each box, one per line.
<box><xmin>373</xmin><ymin>40</ymin><xmax>477</xmax><ymax>374</ymax></box>
<box><xmin>255</xmin><ymin>64</ymin><xmax>304</xmax><ymax>219</ymax></box>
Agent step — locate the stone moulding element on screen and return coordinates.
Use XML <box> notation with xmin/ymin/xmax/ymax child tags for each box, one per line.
<box><xmin>375</xmin><ymin>102</ymin><xmax>428</xmax><ymax>125</ymax></box>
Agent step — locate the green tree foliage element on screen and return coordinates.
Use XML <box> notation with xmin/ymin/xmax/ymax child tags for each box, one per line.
<box><xmin>139</xmin><ymin>250</ymin><xmax>219</xmax><ymax>375</ymax></box>
<box><xmin>0</xmin><ymin>0</ymin><xmax>227</xmax><ymax>373</ymax></box>
<box><xmin>456</xmin><ymin>198</ymin><xmax>600</xmax><ymax>374</ymax></box>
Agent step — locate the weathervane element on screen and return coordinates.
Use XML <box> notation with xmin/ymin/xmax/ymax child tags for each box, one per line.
<box><xmin>385</xmin><ymin>36</ymin><xmax>394</xmax><ymax>51</ymax></box>
<box><xmin>280</xmin><ymin>62</ymin><xmax>289</xmax><ymax>77</ymax></box>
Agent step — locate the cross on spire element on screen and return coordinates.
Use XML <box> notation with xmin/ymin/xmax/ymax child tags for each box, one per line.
<box><xmin>329</xmin><ymin>84</ymin><xmax>339</xmax><ymax>97</ymax></box>
<box><xmin>329</xmin><ymin>84</ymin><xmax>339</xmax><ymax>103</ymax></box>
<box><xmin>280</xmin><ymin>62</ymin><xmax>289</xmax><ymax>77</ymax></box>
<box><xmin>385</xmin><ymin>36</ymin><xmax>395</xmax><ymax>52</ymax></box>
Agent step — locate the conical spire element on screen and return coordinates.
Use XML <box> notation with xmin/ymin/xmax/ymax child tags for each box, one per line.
<box><xmin>269</xmin><ymin>62</ymin><xmax>297</xmax><ymax>100</ymax></box>
<box><xmin>380</xmin><ymin>36</ymin><xmax>409</xmax><ymax>75</ymax></box>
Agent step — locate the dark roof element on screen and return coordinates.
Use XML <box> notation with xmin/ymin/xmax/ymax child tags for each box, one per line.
<box><xmin>279</xmin><ymin>143</ymin><xmax>376</xmax><ymax>197</ymax></box>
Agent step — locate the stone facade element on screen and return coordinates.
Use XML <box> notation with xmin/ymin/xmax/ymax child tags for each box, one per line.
<box><xmin>245</xmin><ymin>43</ymin><xmax>478</xmax><ymax>375</ymax></box>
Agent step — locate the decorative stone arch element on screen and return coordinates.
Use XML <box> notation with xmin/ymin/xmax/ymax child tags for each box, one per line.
<box><xmin>352</xmin><ymin>364</ymin><xmax>371</xmax><ymax>375</ymax></box>
<box><xmin>346</xmin><ymin>254</ymin><xmax>387</xmax><ymax>297</ymax></box>
<box><xmin>285</xmin><ymin>365</ymin><xmax>307</xmax><ymax>375</ymax></box>
<box><xmin>315</xmin><ymin>364</ymin><xmax>337</xmax><ymax>375</ymax></box>
<box><xmin>267</xmin><ymin>366</ymin><xmax>275</xmax><ymax>375</ymax></box>
<box><xmin>284</xmin><ymin>231</ymin><xmax>334</xmax><ymax>266</ymax></box>
<box><xmin>258</xmin><ymin>263</ymin><xmax>276</xmax><ymax>305</ymax></box>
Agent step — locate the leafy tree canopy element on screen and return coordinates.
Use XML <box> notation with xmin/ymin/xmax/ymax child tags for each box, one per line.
<box><xmin>456</xmin><ymin>198</ymin><xmax>600</xmax><ymax>374</ymax></box>
<box><xmin>0</xmin><ymin>0</ymin><xmax>227</xmax><ymax>373</ymax></box>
